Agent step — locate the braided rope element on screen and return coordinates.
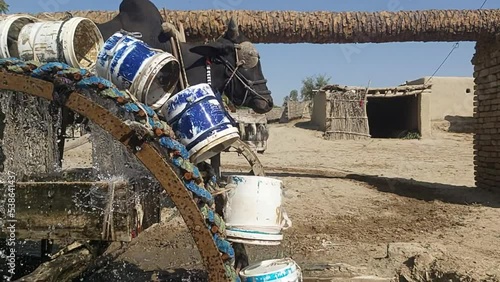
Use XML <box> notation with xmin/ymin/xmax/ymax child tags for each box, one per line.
<box><xmin>0</xmin><ymin>57</ymin><xmax>240</xmax><ymax>281</ymax></box>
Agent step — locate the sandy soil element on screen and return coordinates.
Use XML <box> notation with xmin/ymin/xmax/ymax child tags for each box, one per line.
<box><xmin>62</xmin><ymin>119</ymin><xmax>500</xmax><ymax>281</ymax></box>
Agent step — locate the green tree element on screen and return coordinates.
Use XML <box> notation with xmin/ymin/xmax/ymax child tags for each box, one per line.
<box><xmin>288</xmin><ymin>89</ymin><xmax>299</xmax><ymax>101</ymax></box>
<box><xmin>300</xmin><ymin>74</ymin><xmax>331</xmax><ymax>101</ymax></box>
<box><xmin>0</xmin><ymin>0</ymin><xmax>8</xmax><ymax>13</ymax></box>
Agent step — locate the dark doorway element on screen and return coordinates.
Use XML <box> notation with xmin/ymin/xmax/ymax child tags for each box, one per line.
<box><xmin>366</xmin><ymin>95</ymin><xmax>419</xmax><ymax>138</ymax></box>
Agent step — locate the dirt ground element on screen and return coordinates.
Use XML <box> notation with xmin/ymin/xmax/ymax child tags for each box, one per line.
<box><xmin>63</xmin><ymin>119</ymin><xmax>500</xmax><ymax>281</ymax></box>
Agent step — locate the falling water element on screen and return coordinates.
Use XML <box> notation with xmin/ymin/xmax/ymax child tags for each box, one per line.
<box><xmin>0</xmin><ymin>90</ymin><xmax>62</xmax><ymax>181</ymax></box>
<box><xmin>0</xmin><ymin>86</ymin><xmax>199</xmax><ymax>281</ymax></box>
<box><xmin>0</xmin><ymin>89</ymin><xmax>64</xmax><ymax>280</ymax></box>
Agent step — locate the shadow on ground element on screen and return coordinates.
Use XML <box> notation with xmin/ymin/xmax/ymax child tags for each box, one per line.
<box><xmin>293</xmin><ymin>120</ymin><xmax>321</xmax><ymax>132</ymax></box>
<box><xmin>444</xmin><ymin>115</ymin><xmax>475</xmax><ymax>134</ymax></box>
<box><xmin>262</xmin><ymin>170</ymin><xmax>500</xmax><ymax>209</ymax></box>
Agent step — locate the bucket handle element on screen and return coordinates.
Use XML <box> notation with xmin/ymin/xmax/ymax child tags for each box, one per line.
<box><xmin>279</xmin><ymin>207</ymin><xmax>292</xmax><ymax>230</ymax></box>
<box><xmin>119</xmin><ymin>29</ymin><xmax>143</xmax><ymax>39</ymax></box>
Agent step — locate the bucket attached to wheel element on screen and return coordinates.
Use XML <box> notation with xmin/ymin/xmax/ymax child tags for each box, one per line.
<box><xmin>239</xmin><ymin>258</ymin><xmax>302</xmax><ymax>282</ymax></box>
<box><xmin>223</xmin><ymin>175</ymin><xmax>292</xmax><ymax>246</ymax></box>
<box><xmin>0</xmin><ymin>14</ymin><xmax>39</xmax><ymax>59</ymax></box>
<box><xmin>163</xmin><ymin>83</ymin><xmax>240</xmax><ymax>164</ymax></box>
<box><xmin>16</xmin><ymin>17</ymin><xmax>104</xmax><ymax>70</ymax></box>
<box><xmin>96</xmin><ymin>31</ymin><xmax>180</xmax><ymax>110</ymax></box>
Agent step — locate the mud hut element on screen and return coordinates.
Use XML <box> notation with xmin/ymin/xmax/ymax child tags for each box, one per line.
<box><xmin>312</xmin><ymin>84</ymin><xmax>432</xmax><ymax>139</ymax></box>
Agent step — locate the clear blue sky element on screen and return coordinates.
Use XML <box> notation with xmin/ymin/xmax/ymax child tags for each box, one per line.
<box><xmin>7</xmin><ymin>0</ymin><xmax>499</xmax><ymax>105</ymax></box>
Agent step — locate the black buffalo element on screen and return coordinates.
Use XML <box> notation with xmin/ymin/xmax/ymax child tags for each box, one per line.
<box><xmin>96</xmin><ymin>0</ymin><xmax>274</xmax><ymax>114</ymax></box>
<box><xmin>97</xmin><ymin>0</ymin><xmax>166</xmax><ymax>50</ymax></box>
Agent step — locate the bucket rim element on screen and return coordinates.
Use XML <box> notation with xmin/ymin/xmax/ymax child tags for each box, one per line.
<box><xmin>166</xmin><ymin>83</ymin><xmax>215</xmax><ymax>103</ymax></box>
<box><xmin>226</xmin><ymin>229</ymin><xmax>283</xmax><ymax>240</ymax></box>
<box><xmin>62</xmin><ymin>17</ymin><xmax>104</xmax><ymax>70</ymax></box>
<box><xmin>226</xmin><ymin>237</ymin><xmax>282</xmax><ymax>246</ymax></box>
<box><xmin>130</xmin><ymin>52</ymin><xmax>180</xmax><ymax>109</ymax></box>
<box><xmin>0</xmin><ymin>14</ymin><xmax>39</xmax><ymax>58</ymax></box>
<box><xmin>239</xmin><ymin>258</ymin><xmax>298</xmax><ymax>279</ymax></box>
<box><xmin>226</xmin><ymin>175</ymin><xmax>283</xmax><ymax>182</ymax></box>
<box><xmin>189</xmin><ymin>128</ymin><xmax>240</xmax><ymax>164</ymax></box>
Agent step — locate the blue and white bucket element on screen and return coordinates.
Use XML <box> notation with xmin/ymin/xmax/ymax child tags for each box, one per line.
<box><xmin>96</xmin><ymin>31</ymin><xmax>180</xmax><ymax>110</ymax></box>
<box><xmin>239</xmin><ymin>258</ymin><xmax>303</xmax><ymax>282</ymax></box>
<box><xmin>163</xmin><ymin>83</ymin><xmax>240</xmax><ymax>164</ymax></box>
<box><xmin>223</xmin><ymin>175</ymin><xmax>292</xmax><ymax>246</ymax></box>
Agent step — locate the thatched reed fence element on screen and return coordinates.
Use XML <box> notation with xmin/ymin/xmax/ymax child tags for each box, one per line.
<box><xmin>323</xmin><ymin>86</ymin><xmax>370</xmax><ymax>140</ymax></box>
<box><xmin>280</xmin><ymin>101</ymin><xmax>311</xmax><ymax>123</ymax></box>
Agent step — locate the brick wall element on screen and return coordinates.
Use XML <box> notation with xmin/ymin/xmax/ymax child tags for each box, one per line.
<box><xmin>472</xmin><ymin>36</ymin><xmax>500</xmax><ymax>192</ymax></box>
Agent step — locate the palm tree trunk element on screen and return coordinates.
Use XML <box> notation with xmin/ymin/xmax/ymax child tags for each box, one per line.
<box><xmin>36</xmin><ymin>9</ymin><xmax>499</xmax><ymax>43</ymax></box>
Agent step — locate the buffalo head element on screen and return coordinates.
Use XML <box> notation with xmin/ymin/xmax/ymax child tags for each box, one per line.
<box><xmin>189</xmin><ymin>17</ymin><xmax>273</xmax><ymax>114</ymax></box>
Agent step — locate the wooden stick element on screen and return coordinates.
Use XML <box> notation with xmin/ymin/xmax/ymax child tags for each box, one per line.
<box><xmin>15</xmin><ymin>241</ymin><xmax>110</xmax><ymax>282</ymax></box>
<box><xmin>327</xmin><ymin>117</ymin><xmax>368</xmax><ymax>119</ymax></box>
<box><xmin>178</xmin><ymin>22</ymin><xmax>186</xmax><ymax>43</ymax></box>
<box><xmin>325</xmin><ymin>130</ymin><xmax>371</xmax><ymax>137</ymax></box>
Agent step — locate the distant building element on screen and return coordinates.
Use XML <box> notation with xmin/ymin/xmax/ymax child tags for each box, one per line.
<box><xmin>405</xmin><ymin>76</ymin><xmax>474</xmax><ymax>120</ymax></box>
<box><xmin>312</xmin><ymin>83</ymin><xmax>431</xmax><ymax>139</ymax></box>
<box><xmin>311</xmin><ymin>76</ymin><xmax>475</xmax><ymax>139</ymax></box>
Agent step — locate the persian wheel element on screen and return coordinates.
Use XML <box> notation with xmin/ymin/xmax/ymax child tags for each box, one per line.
<box><xmin>0</xmin><ymin>59</ymin><xmax>238</xmax><ymax>282</ymax></box>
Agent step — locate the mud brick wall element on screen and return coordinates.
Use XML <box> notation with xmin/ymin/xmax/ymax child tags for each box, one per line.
<box><xmin>472</xmin><ymin>36</ymin><xmax>500</xmax><ymax>192</ymax></box>
<box><xmin>265</xmin><ymin>107</ymin><xmax>284</xmax><ymax>123</ymax></box>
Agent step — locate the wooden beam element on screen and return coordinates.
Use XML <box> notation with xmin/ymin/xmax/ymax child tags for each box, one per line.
<box><xmin>0</xmin><ymin>181</ymin><xmax>135</xmax><ymax>242</ymax></box>
<box><xmin>323</xmin><ymin>84</ymin><xmax>432</xmax><ymax>98</ymax></box>
<box><xmin>16</xmin><ymin>241</ymin><xmax>113</xmax><ymax>282</ymax></box>
<box><xmin>32</xmin><ymin>9</ymin><xmax>500</xmax><ymax>44</ymax></box>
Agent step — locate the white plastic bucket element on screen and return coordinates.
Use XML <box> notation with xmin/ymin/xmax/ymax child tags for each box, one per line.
<box><xmin>164</xmin><ymin>83</ymin><xmax>240</xmax><ymax>164</ymax></box>
<box><xmin>239</xmin><ymin>258</ymin><xmax>303</xmax><ymax>282</ymax></box>
<box><xmin>223</xmin><ymin>175</ymin><xmax>292</xmax><ymax>246</ymax></box>
<box><xmin>0</xmin><ymin>14</ymin><xmax>39</xmax><ymax>58</ymax></box>
<box><xmin>96</xmin><ymin>31</ymin><xmax>180</xmax><ymax>109</ymax></box>
<box><xmin>16</xmin><ymin>17</ymin><xmax>104</xmax><ymax>69</ymax></box>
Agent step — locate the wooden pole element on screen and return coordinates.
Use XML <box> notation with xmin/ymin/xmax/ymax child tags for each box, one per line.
<box><xmin>33</xmin><ymin>9</ymin><xmax>500</xmax><ymax>44</ymax></box>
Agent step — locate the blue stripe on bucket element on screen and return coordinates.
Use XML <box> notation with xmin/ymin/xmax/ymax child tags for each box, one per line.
<box><xmin>107</xmin><ymin>35</ymin><xmax>130</xmax><ymax>75</ymax></box>
<box><xmin>99</xmin><ymin>34</ymin><xmax>158</xmax><ymax>88</ymax></box>
<box><xmin>168</xmin><ymin>95</ymin><xmax>217</xmax><ymax>125</ymax></box>
<box><xmin>116</xmin><ymin>42</ymin><xmax>156</xmax><ymax>82</ymax></box>
<box><xmin>227</xmin><ymin>228</ymin><xmax>281</xmax><ymax>236</ymax></box>
<box><xmin>168</xmin><ymin>92</ymin><xmax>235</xmax><ymax>151</ymax></box>
<box><xmin>241</xmin><ymin>266</ymin><xmax>294</xmax><ymax>282</ymax></box>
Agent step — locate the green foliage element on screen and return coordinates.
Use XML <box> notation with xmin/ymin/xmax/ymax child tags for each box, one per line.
<box><xmin>283</xmin><ymin>89</ymin><xmax>298</xmax><ymax>105</ymax></box>
<box><xmin>0</xmin><ymin>0</ymin><xmax>8</xmax><ymax>13</ymax></box>
<box><xmin>401</xmin><ymin>131</ymin><xmax>421</xmax><ymax>140</ymax></box>
<box><xmin>300</xmin><ymin>74</ymin><xmax>331</xmax><ymax>101</ymax></box>
<box><xmin>288</xmin><ymin>89</ymin><xmax>299</xmax><ymax>101</ymax></box>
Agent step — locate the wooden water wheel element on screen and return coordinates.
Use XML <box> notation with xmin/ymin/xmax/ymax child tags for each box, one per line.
<box><xmin>0</xmin><ymin>65</ymin><xmax>238</xmax><ymax>281</ymax></box>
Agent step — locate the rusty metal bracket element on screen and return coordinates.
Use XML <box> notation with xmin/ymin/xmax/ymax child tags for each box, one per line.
<box><xmin>0</xmin><ymin>72</ymin><xmax>229</xmax><ymax>282</ymax></box>
<box><xmin>230</xmin><ymin>139</ymin><xmax>266</xmax><ymax>176</ymax></box>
